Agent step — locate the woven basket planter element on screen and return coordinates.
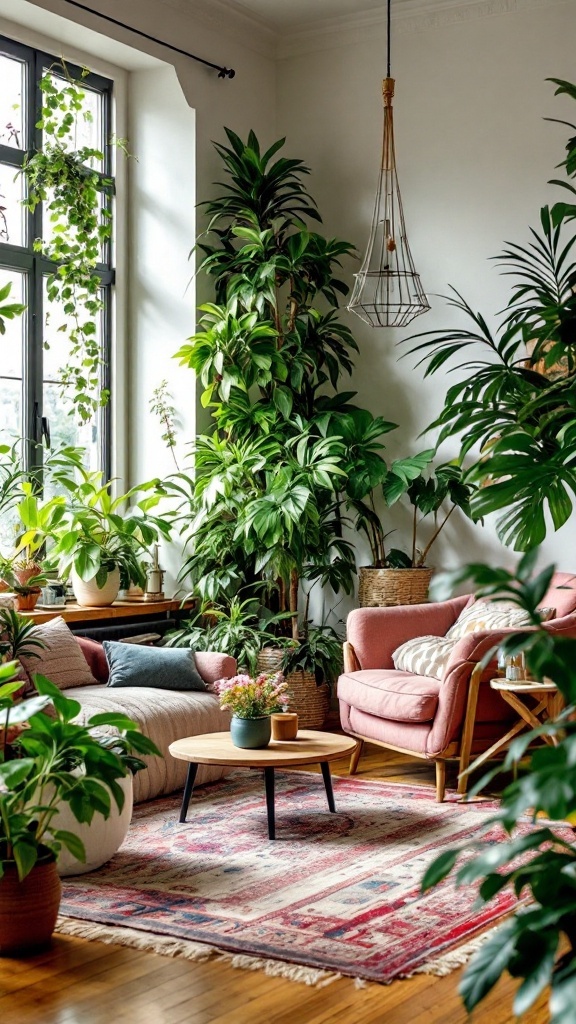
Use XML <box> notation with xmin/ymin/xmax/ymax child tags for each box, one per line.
<box><xmin>358</xmin><ymin>566</ymin><xmax>434</xmax><ymax>608</ymax></box>
<box><xmin>257</xmin><ymin>648</ymin><xmax>329</xmax><ymax>729</ymax></box>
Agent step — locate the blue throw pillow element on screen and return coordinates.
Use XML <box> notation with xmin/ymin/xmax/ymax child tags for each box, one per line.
<box><xmin>103</xmin><ymin>642</ymin><xmax>207</xmax><ymax>691</ymax></box>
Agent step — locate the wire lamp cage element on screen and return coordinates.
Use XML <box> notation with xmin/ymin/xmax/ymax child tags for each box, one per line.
<box><xmin>347</xmin><ymin>0</ymin><xmax>430</xmax><ymax>328</ymax></box>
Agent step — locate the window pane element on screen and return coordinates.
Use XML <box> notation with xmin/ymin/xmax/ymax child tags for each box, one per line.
<box><xmin>42</xmin><ymin>384</ymin><xmax>99</xmax><ymax>476</ymax></box>
<box><xmin>0</xmin><ymin>162</ymin><xmax>25</xmax><ymax>246</ymax></box>
<box><xmin>42</xmin><ymin>277</ymin><xmax>104</xmax><ymax>472</ymax></box>
<box><xmin>0</xmin><ymin>54</ymin><xmax>24</xmax><ymax>149</ymax></box>
<box><xmin>0</xmin><ymin>268</ymin><xmax>24</xmax><ymax>440</ymax></box>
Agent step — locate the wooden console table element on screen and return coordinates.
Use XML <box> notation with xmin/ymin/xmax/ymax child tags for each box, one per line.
<box><xmin>26</xmin><ymin>598</ymin><xmax>195</xmax><ymax>629</ymax></box>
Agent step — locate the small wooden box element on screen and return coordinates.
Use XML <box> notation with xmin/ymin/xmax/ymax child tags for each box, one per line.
<box><xmin>271</xmin><ymin>713</ymin><xmax>298</xmax><ymax>741</ymax></box>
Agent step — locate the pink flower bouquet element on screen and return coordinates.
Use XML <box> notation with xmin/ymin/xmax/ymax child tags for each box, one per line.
<box><xmin>215</xmin><ymin>671</ymin><xmax>289</xmax><ymax>719</ymax></box>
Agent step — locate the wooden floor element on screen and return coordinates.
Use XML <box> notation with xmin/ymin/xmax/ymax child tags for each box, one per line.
<box><xmin>0</xmin><ymin>745</ymin><xmax>549</xmax><ymax>1024</ymax></box>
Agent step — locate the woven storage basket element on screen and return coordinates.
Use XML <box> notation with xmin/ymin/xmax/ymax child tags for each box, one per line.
<box><xmin>257</xmin><ymin>648</ymin><xmax>329</xmax><ymax>729</ymax></box>
<box><xmin>358</xmin><ymin>566</ymin><xmax>434</xmax><ymax>608</ymax></box>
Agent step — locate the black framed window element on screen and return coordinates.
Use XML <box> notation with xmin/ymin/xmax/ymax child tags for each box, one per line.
<box><xmin>0</xmin><ymin>35</ymin><xmax>113</xmax><ymax>480</ymax></box>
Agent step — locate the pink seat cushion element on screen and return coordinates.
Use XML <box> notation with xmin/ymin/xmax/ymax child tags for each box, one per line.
<box><xmin>338</xmin><ymin>670</ymin><xmax>440</xmax><ymax>724</ymax></box>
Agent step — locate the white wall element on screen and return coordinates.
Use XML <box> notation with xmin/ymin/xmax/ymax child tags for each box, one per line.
<box><xmin>277</xmin><ymin>0</ymin><xmax>576</xmax><ymax>583</ymax></box>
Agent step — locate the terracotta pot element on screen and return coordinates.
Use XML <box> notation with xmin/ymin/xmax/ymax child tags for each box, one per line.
<box><xmin>13</xmin><ymin>588</ymin><xmax>41</xmax><ymax>612</ymax></box>
<box><xmin>0</xmin><ymin>855</ymin><xmax>61</xmax><ymax>955</ymax></box>
<box><xmin>72</xmin><ymin>566</ymin><xmax>121</xmax><ymax>607</ymax></box>
<box><xmin>13</xmin><ymin>563</ymin><xmax>42</xmax><ymax>587</ymax></box>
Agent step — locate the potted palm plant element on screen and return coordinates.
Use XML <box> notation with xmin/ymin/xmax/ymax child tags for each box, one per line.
<box><xmin>0</xmin><ymin>665</ymin><xmax>160</xmax><ymax>953</ymax></box>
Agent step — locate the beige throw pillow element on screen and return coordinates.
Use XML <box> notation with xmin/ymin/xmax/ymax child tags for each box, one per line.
<box><xmin>391</xmin><ymin>634</ymin><xmax>457</xmax><ymax>681</ymax></box>
<box><xmin>446</xmin><ymin>601</ymin><xmax>533</xmax><ymax>641</ymax></box>
<box><xmin>19</xmin><ymin>616</ymin><xmax>97</xmax><ymax>690</ymax></box>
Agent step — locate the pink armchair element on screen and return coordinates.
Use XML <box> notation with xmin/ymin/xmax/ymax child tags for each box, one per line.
<box><xmin>338</xmin><ymin>573</ymin><xmax>576</xmax><ymax>801</ymax></box>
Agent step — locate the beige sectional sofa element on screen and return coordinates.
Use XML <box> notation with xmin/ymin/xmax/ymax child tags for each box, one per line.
<box><xmin>73</xmin><ymin>636</ymin><xmax>236</xmax><ymax>803</ymax></box>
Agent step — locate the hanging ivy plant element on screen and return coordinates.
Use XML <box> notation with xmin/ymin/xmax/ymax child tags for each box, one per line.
<box><xmin>22</xmin><ymin>64</ymin><xmax>121</xmax><ymax>424</ymax></box>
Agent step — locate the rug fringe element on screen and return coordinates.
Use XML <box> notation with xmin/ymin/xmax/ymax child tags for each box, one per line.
<box><xmin>403</xmin><ymin>928</ymin><xmax>494</xmax><ymax>978</ymax></box>
<box><xmin>55</xmin><ymin>917</ymin><xmax>340</xmax><ymax>988</ymax></box>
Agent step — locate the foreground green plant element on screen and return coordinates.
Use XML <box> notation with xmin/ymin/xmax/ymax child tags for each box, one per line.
<box><xmin>0</xmin><ymin>667</ymin><xmax>160</xmax><ymax>879</ymax></box>
<box><xmin>421</xmin><ymin>551</ymin><xmax>576</xmax><ymax>1023</ymax></box>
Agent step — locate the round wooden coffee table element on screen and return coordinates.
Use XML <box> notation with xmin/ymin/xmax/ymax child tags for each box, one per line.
<box><xmin>169</xmin><ymin>730</ymin><xmax>358</xmax><ymax>840</ymax></box>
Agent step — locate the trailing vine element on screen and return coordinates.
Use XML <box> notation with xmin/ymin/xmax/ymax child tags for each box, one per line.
<box><xmin>22</xmin><ymin>64</ymin><xmax>120</xmax><ymax>424</ymax></box>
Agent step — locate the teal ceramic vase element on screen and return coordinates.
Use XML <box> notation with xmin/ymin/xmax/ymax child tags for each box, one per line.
<box><xmin>230</xmin><ymin>715</ymin><xmax>271</xmax><ymax>749</ymax></box>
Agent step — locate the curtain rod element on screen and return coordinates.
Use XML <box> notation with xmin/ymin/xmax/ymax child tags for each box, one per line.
<box><xmin>59</xmin><ymin>0</ymin><xmax>236</xmax><ymax>78</ymax></box>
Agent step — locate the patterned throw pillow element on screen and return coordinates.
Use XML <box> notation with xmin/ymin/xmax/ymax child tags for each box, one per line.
<box><xmin>446</xmin><ymin>601</ymin><xmax>534</xmax><ymax>641</ymax></box>
<box><xmin>18</xmin><ymin>616</ymin><xmax>98</xmax><ymax>690</ymax></box>
<box><xmin>391</xmin><ymin>634</ymin><xmax>457</xmax><ymax>681</ymax></box>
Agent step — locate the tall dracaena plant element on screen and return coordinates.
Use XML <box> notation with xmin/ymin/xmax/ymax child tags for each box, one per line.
<box><xmin>171</xmin><ymin>130</ymin><xmax>408</xmax><ymax>638</ymax></box>
<box><xmin>400</xmin><ymin>79</ymin><xmax>576</xmax><ymax>553</ymax></box>
<box><xmin>22</xmin><ymin>63</ymin><xmax>122</xmax><ymax>424</ymax></box>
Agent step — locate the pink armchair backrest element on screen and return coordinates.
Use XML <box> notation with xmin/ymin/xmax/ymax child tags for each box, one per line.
<box><xmin>541</xmin><ymin>572</ymin><xmax>576</xmax><ymax>617</ymax></box>
<box><xmin>346</xmin><ymin>595</ymin><xmax>470</xmax><ymax>670</ymax></box>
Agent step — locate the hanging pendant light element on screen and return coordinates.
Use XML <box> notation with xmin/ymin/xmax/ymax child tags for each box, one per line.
<box><xmin>347</xmin><ymin>0</ymin><xmax>430</xmax><ymax>328</ymax></box>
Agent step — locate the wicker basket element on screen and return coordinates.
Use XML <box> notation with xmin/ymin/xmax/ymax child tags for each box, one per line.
<box><xmin>358</xmin><ymin>566</ymin><xmax>434</xmax><ymax>608</ymax></box>
<box><xmin>257</xmin><ymin>648</ymin><xmax>329</xmax><ymax>729</ymax></box>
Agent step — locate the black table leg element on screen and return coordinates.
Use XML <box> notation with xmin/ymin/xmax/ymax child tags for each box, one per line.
<box><xmin>179</xmin><ymin>762</ymin><xmax>198</xmax><ymax>823</ymax></box>
<box><xmin>264</xmin><ymin>767</ymin><xmax>275</xmax><ymax>840</ymax></box>
<box><xmin>321</xmin><ymin>761</ymin><xmax>336</xmax><ymax>812</ymax></box>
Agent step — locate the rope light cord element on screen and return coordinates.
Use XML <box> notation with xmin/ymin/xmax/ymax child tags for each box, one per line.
<box><xmin>59</xmin><ymin>0</ymin><xmax>236</xmax><ymax>78</ymax></box>
<box><xmin>387</xmin><ymin>0</ymin><xmax>391</xmax><ymax>79</ymax></box>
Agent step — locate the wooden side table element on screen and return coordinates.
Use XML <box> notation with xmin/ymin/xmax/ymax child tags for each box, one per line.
<box><xmin>470</xmin><ymin>678</ymin><xmax>563</xmax><ymax>774</ymax></box>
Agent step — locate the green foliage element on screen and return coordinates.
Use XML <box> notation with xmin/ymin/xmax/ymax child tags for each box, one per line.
<box><xmin>149</xmin><ymin>380</ymin><xmax>179</xmax><ymax>469</ymax></box>
<box><xmin>280</xmin><ymin>623</ymin><xmax>344</xmax><ymax>687</ymax></box>
<box><xmin>350</xmin><ymin>448</ymin><xmax>477</xmax><ymax>568</ymax></box>
<box><xmin>401</xmin><ymin>82</ymin><xmax>576</xmax><ymax>552</ymax></box>
<box><xmin>22</xmin><ymin>64</ymin><xmax>123</xmax><ymax>424</ymax></box>
<box><xmin>170</xmin><ymin>130</ymin><xmax>394</xmax><ymax>642</ymax></box>
<box><xmin>14</xmin><ymin>447</ymin><xmax>170</xmax><ymax>588</ymax></box>
<box><xmin>0</xmin><ymin>281</ymin><xmax>25</xmax><ymax>336</ymax></box>
<box><xmin>0</xmin><ymin>668</ymin><xmax>160</xmax><ymax>881</ymax></box>
<box><xmin>421</xmin><ymin>553</ymin><xmax>576</xmax><ymax>1022</ymax></box>
<box><xmin>0</xmin><ymin>608</ymin><xmax>46</xmax><ymax>662</ymax></box>
<box><xmin>166</xmin><ymin>595</ymin><xmax>292</xmax><ymax>675</ymax></box>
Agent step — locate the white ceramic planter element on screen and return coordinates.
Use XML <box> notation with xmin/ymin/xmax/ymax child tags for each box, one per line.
<box><xmin>72</xmin><ymin>566</ymin><xmax>121</xmax><ymax>607</ymax></box>
<box><xmin>53</xmin><ymin>774</ymin><xmax>134</xmax><ymax>876</ymax></box>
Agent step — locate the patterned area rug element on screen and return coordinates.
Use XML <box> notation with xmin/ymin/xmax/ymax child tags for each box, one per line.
<box><xmin>57</xmin><ymin>771</ymin><xmax>545</xmax><ymax>985</ymax></box>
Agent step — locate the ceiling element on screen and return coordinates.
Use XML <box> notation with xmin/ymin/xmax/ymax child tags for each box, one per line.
<box><xmin>227</xmin><ymin>0</ymin><xmax>398</xmax><ymax>31</ymax></box>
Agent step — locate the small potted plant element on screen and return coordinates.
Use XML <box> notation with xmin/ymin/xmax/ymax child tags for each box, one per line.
<box><xmin>0</xmin><ymin>565</ymin><xmax>48</xmax><ymax>612</ymax></box>
<box><xmin>16</xmin><ymin>456</ymin><xmax>171</xmax><ymax>608</ymax></box>
<box><xmin>215</xmin><ymin>670</ymin><xmax>289</xmax><ymax>750</ymax></box>
<box><xmin>0</xmin><ymin>665</ymin><xmax>160</xmax><ymax>953</ymax></box>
